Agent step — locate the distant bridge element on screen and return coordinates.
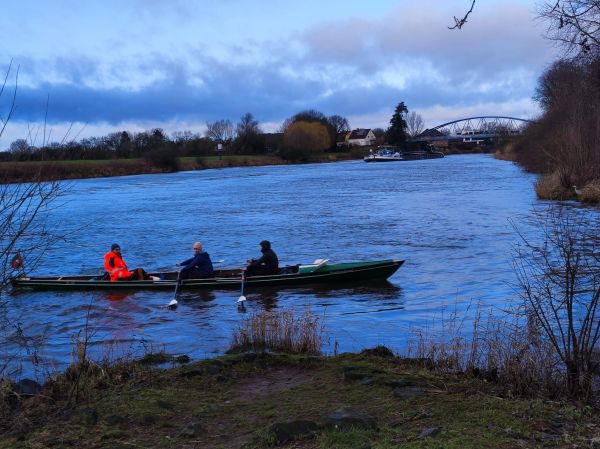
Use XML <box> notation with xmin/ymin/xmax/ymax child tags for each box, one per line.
<box><xmin>414</xmin><ymin>116</ymin><xmax>531</xmax><ymax>144</ymax></box>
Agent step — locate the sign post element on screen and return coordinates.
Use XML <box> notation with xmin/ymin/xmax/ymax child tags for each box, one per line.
<box><xmin>217</xmin><ymin>143</ymin><xmax>223</xmax><ymax>160</ymax></box>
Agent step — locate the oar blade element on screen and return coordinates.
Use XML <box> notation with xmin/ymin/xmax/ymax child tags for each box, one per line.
<box><xmin>167</xmin><ymin>271</ymin><xmax>182</xmax><ymax>310</ymax></box>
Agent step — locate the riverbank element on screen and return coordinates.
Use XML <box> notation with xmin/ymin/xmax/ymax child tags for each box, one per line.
<box><xmin>1</xmin><ymin>349</ymin><xmax>597</xmax><ymax>448</ymax></box>
<box><xmin>0</xmin><ymin>153</ymin><xmax>359</xmax><ymax>183</ymax></box>
<box><xmin>495</xmin><ymin>141</ymin><xmax>600</xmax><ymax>203</ymax></box>
<box><xmin>0</xmin><ymin>147</ymin><xmax>507</xmax><ymax>184</ymax></box>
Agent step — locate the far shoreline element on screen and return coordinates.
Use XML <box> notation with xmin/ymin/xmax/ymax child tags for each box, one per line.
<box><xmin>0</xmin><ymin>153</ymin><xmax>362</xmax><ymax>184</ymax></box>
<box><xmin>0</xmin><ymin>146</ymin><xmax>503</xmax><ymax>184</ymax></box>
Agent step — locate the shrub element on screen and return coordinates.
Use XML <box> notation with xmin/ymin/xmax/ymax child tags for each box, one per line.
<box><xmin>535</xmin><ymin>171</ymin><xmax>574</xmax><ymax>200</ymax></box>
<box><xmin>280</xmin><ymin>121</ymin><xmax>331</xmax><ymax>161</ymax></box>
<box><xmin>406</xmin><ymin>303</ymin><xmax>563</xmax><ymax>399</ymax></box>
<box><xmin>511</xmin><ymin>58</ymin><xmax>600</xmax><ymax>190</ymax></box>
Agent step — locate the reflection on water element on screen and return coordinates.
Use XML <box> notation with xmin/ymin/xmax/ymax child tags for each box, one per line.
<box><xmin>229</xmin><ymin>280</ymin><xmax>403</xmax><ymax>311</ymax></box>
<box><xmin>100</xmin><ymin>291</ymin><xmax>136</xmax><ymax>303</ymax></box>
<box><xmin>6</xmin><ymin>155</ymin><xmax>600</xmax><ymax>379</ymax></box>
<box><xmin>177</xmin><ymin>290</ymin><xmax>217</xmax><ymax>308</ymax></box>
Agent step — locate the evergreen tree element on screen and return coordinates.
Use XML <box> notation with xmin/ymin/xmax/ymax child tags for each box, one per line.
<box><xmin>116</xmin><ymin>131</ymin><xmax>132</xmax><ymax>158</ymax></box>
<box><xmin>386</xmin><ymin>102</ymin><xmax>408</xmax><ymax>145</ymax></box>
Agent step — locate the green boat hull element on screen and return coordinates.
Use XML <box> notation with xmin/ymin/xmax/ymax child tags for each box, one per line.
<box><xmin>11</xmin><ymin>259</ymin><xmax>404</xmax><ymax>291</ymax></box>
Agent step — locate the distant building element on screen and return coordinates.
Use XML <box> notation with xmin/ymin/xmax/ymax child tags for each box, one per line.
<box><xmin>415</xmin><ymin>128</ymin><xmax>445</xmax><ymax>139</ymax></box>
<box><xmin>336</xmin><ymin>131</ymin><xmax>351</xmax><ymax>148</ymax></box>
<box><xmin>347</xmin><ymin>129</ymin><xmax>376</xmax><ymax>147</ymax></box>
<box><xmin>414</xmin><ymin>128</ymin><xmax>448</xmax><ymax>148</ymax></box>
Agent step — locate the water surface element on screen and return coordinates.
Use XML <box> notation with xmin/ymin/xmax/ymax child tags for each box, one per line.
<box><xmin>5</xmin><ymin>155</ymin><xmax>579</xmax><ymax>378</ymax></box>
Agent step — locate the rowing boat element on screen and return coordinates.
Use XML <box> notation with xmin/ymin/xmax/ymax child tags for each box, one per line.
<box><xmin>10</xmin><ymin>259</ymin><xmax>404</xmax><ymax>291</ymax></box>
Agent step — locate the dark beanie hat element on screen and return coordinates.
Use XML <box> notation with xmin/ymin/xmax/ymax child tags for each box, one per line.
<box><xmin>111</xmin><ymin>243</ymin><xmax>120</xmax><ymax>250</ymax></box>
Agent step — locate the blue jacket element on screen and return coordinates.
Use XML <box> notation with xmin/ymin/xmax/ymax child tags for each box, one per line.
<box><xmin>180</xmin><ymin>252</ymin><xmax>214</xmax><ymax>277</ymax></box>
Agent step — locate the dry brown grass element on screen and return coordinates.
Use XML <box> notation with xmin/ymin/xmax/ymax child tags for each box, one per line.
<box><xmin>406</xmin><ymin>303</ymin><xmax>566</xmax><ymax>399</ymax></box>
<box><xmin>493</xmin><ymin>142</ymin><xmax>517</xmax><ymax>161</ymax></box>
<box><xmin>229</xmin><ymin>308</ymin><xmax>324</xmax><ymax>355</ymax></box>
<box><xmin>580</xmin><ymin>179</ymin><xmax>600</xmax><ymax>203</ymax></box>
<box><xmin>535</xmin><ymin>171</ymin><xmax>575</xmax><ymax>200</ymax></box>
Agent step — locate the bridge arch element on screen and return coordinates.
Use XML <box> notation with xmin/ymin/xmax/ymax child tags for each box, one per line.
<box><xmin>431</xmin><ymin>116</ymin><xmax>531</xmax><ymax>136</ymax></box>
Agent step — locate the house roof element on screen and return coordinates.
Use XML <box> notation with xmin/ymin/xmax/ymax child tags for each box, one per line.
<box><xmin>417</xmin><ymin>128</ymin><xmax>445</xmax><ymax>138</ymax></box>
<box><xmin>336</xmin><ymin>131</ymin><xmax>350</xmax><ymax>142</ymax></box>
<box><xmin>348</xmin><ymin>128</ymin><xmax>372</xmax><ymax>139</ymax></box>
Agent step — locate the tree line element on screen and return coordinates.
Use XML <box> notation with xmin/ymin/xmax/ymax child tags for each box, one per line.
<box><xmin>2</xmin><ymin>104</ymin><xmax>424</xmax><ymax>164</ymax></box>
<box><xmin>1</xmin><ymin>111</ymin><xmax>350</xmax><ymax>164</ymax></box>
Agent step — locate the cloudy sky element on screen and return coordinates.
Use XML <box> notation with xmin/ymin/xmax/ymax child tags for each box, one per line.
<box><xmin>0</xmin><ymin>0</ymin><xmax>557</xmax><ymax>147</ymax></box>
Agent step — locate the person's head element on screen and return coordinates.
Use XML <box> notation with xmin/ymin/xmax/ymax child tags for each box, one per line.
<box><xmin>111</xmin><ymin>243</ymin><xmax>121</xmax><ymax>254</ymax></box>
<box><xmin>260</xmin><ymin>240</ymin><xmax>271</xmax><ymax>251</ymax></box>
<box><xmin>193</xmin><ymin>242</ymin><xmax>203</xmax><ymax>253</ymax></box>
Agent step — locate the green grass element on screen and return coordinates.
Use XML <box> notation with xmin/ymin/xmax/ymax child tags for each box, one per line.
<box><xmin>1</xmin><ymin>351</ymin><xmax>597</xmax><ymax>448</ymax></box>
<box><xmin>181</xmin><ymin>154</ymin><xmax>282</xmax><ymax>162</ymax></box>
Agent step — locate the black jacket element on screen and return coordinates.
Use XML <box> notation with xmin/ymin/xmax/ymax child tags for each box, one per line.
<box><xmin>248</xmin><ymin>248</ymin><xmax>279</xmax><ymax>274</ymax></box>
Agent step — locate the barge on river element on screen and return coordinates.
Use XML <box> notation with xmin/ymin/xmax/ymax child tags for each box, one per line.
<box><xmin>364</xmin><ymin>146</ymin><xmax>404</xmax><ymax>162</ymax></box>
<box><xmin>364</xmin><ymin>145</ymin><xmax>444</xmax><ymax>162</ymax></box>
<box><xmin>10</xmin><ymin>259</ymin><xmax>404</xmax><ymax>291</ymax></box>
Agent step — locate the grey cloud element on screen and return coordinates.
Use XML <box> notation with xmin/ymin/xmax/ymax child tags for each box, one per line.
<box><xmin>9</xmin><ymin>57</ymin><xmax>326</xmax><ymax>125</ymax></box>
<box><xmin>6</xmin><ymin>2</ymin><xmax>548</xmax><ymax>131</ymax></box>
<box><xmin>298</xmin><ymin>3</ymin><xmax>556</xmax><ymax>81</ymax></box>
<box><xmin>8</xmin><ymin>53</ymin><xmax>531</xmax><ymax>128</ymax></box>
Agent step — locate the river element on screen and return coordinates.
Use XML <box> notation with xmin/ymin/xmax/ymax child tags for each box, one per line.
<box><xmin>3</xmin><ymin>154</ymin><xmax>588</xmax><ymax>379</ymax></box>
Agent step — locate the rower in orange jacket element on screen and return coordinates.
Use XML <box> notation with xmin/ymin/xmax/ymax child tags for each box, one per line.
<box><xmin>103</xmin><ymin>244</ymin><xmax>148</xmax><ymax>281</ymax></box>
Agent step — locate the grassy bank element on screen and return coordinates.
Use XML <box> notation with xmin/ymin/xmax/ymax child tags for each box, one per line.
<box><xmin>0</xmin><ymin>153</ymin><xmax>359</xmax><ymax>184</ymax></box>
<box><xmin>1</xmin><ymin>349</ymin><xmax>598</xmax><ymax>449</ymax></box>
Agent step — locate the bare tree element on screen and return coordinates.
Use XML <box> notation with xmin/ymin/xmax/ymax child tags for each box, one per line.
<box><xmin>278</xmin><ymin>118</ymin><xmax>292</xmax><ymax>134</ymax></box>
<box><xmin>327</xmin><ymin>115</ymin><xmax>350</xmax><ymax>134</ymax></box>
<box><xmin>539</xmin><ymin>1</ymin><xmax>600</xmax><ymax>56</ymax></box>
<box><xmin>233</xmin><ymin>113</ymin><xmax>264</xmax><ymax>154</ymax></box>
<box><xmin>514</xmin><ymin>206</ymin><xmax>600</xmax><ymax>400</ymax></box>
<box><xmin>406</xmin><ymin>111</ymin><xmax>425</xmax><ymax>138</ymax></box>
<box><xmin>0</xmin><ymin>62</ymin><xmax>64</xmax><ymax>381</ymax></box>
<box><xmin>171</xmin><ymin>130</ymin><xmax>197</xmax><ymax>143</ymax></box>
<box><xmin>1</xmin><ymin>62</ymin><xmax>63</xmax><ymax>291</ymax></box>
<box><xmin>205</xmin><ymin>119</ymin><xmax>234</xmax><ymax>143</ymax></box>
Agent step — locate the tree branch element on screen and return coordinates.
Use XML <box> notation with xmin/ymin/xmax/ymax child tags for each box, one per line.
<box><xmin>448</xmin><ymin>0</ymin><xmax>476</xmax><ymax>30</ymax></box>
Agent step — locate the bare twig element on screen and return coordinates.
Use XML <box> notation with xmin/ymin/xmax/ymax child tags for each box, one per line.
<box><xmin>448</xmin><ymin>0</ymin><xmax>476</xmax><ymax>30</ymax></box>
<box><xmin>539</xmin><ymin>0</ymin><xmax>600</xmax><ymax>56</ymax></box>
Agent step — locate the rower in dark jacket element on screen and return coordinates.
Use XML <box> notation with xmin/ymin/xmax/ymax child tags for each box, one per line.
<box><xmin>176</xmin><ymin>242</ymin><xmax>215</xmax><ymax>279</ymax></box>
<box><xmin>246</xmin><ymin>240</ymin><xmax>279</xmax><ymax>276</ymax></box>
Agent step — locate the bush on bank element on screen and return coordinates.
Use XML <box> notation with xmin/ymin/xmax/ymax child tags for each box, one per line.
<box><xmin>507</xmin><ymin>58</ymin><xmax>600</xmax><ymax>203</ymax></box>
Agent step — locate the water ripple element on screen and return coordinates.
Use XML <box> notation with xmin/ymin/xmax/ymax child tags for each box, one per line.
<box><xmin>7</xmin><ymin>155</ymin><xmax>599</xmax><ymax>378</ymax></box>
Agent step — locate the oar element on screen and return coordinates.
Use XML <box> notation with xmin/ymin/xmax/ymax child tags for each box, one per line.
<box><xmin>238</xmin><ymin>269</ymin><xmax>247</xmax><ymax>303</ymax></box>
<box><xmin>168</xmin><ymin>271</ymin><xmax>182</xmax><ymax>309</ymax></box>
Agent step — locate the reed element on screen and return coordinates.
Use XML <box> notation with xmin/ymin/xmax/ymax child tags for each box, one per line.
<box><xmin>229</xmin><ymin>308</ymin><xmax>324</xmax><ymax>355</ymax></box>
<box><xmin>406</xmin><ymin>303</ymin><xmax>565</xmax><ymax>399</ymax></box>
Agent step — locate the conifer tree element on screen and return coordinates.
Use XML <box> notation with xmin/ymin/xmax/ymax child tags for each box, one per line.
<box><xmin>386</xmin><ymin>101</ymin><xmax>408</xmax><ymax>145</ymax></box>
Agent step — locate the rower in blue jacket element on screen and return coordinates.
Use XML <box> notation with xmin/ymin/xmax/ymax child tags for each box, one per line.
<box><xmin>176</xmin><ymin>241</ymin><xmax>215</xmax><ymax>279</ymax></box>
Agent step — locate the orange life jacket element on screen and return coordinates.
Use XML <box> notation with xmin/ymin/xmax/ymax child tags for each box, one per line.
<box><xmin>103</xmin><ymin>251</ymin><xmax>133</xmax><ymax>282</ymax></box>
